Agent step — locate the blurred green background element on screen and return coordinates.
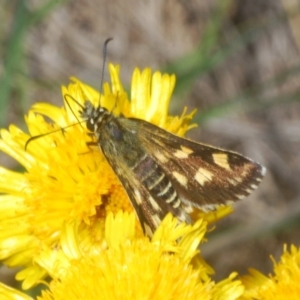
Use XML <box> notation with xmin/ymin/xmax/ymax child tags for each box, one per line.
<box><xmin>1</xmin><ymin>0</ymin><xmax>300</xmax><ymax>296</ymax></box>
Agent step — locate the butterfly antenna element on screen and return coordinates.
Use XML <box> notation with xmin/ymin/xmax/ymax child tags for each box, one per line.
<box><xmin>64</xmin><ymin>94</ymin><xmax>85</xmax><ymax>128</ymax></box>
<box><xmin>99</xmin><ymin>38</ymin><xmax>113</xmax><ymax>105</ymax></box>
<box><xmin>24</xmin><ymin>120</ymin><xmax>86</xmax><ymax>151</ymax></box>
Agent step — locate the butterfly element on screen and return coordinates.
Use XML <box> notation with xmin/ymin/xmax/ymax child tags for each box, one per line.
<box><xmin>78</xmin><ymin>100</ymin><xmax>265</xmax><ymax>237</ymax></box>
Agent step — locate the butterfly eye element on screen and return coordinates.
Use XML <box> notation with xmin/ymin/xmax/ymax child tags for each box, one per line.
<box><xmin>86</xmin><ymin>118</ymin><xmax>96</xmax><ymax>132</ymax></box>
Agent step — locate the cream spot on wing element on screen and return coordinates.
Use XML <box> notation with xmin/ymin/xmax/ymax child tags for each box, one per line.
<box><xmin>241</xmin><ymin>163</ymin><xmax>252</xmax><ymax>177</ymax></box>
<box><xmin>234</xmin><ymin>176</ymin><xmax>243</xmax><ymax>183</ymax></box>
<box><xmin>200</xmin><ymin>204</ymin><xmax>219</xmax><ymax>212</ymax></box>
<box><xmin>213</xmin><ymin>153</ymin><xmax>231</xmax><ymax>170</ymax></box>
<box><xmin>144</xmin><ymin>223</ymin><xmax>153</xmax><ymax>237</ymax></box>
<box><xmin>155</xmin><ymin>151</ymin><xmax>169</xmax><ymax>163</ymax></box>
<box><xmin>172</xmin><ymin>199</ymin><xmax>181</xmax><ymax>208</ymax></box>
<box><xmin>227</xmin><ymin>178</ymin><xmax>238</xmax><ymax>185</ymax></box>
<box><xmin>181</xmin><ymin>146</ymin><xmax>193</xmax><ymax>154</ymax></box>
<box><xmin>227</xmin><ymin>176</ymin><xmax>244</xmax><ymax>185</ymax></box>
<box><xmin>174</xmin><ymin>149</ymin><xmax>189</xmax><ymax>159</ymax></box>
<box><xmin>183</xmin><ymin>205</ymin><xmax>194</xmax><ymax>213</ymax></box>
<box><xmin>149</xmin><ymin>196</ymin><xmax>161</xmax><ymax>212</ymax></box>
<box><xmin>174</xmin><ymin>146</ymin><xmax>193</xmax><ymax>159</ymax></box>
<box><xmin>194</xmin><ymin>168</ymin><xmax>213</xmax><ymax>185</ymax></box>
<box><xmin>172</xmin><ymin>171</ymin><xmax>188</xmax><ymax>187</ymax></box>
<box><xmin>134</xmin><ymin>190</ymin><xmax>142</xmax><ymax>205</ymax></box>
<box><xmin>151</xmin><ymin>213</ymin><xmax>161</xmax><ymax>227</ymax></box>
<box><xmin>177</xmin><ymin>211</ymin><xmax>189</xmax><ymax>223</ymax></box>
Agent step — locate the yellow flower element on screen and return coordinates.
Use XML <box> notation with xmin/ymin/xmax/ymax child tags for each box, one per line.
<box><xmin>0</xmin><ymin>283</ymin><xmax>33</xmax><ymax>300</ymax></box>
<box><xmin>241</xmin><ymin>244</ymin><xmax>300</xmax><ymax>299</ymax></box>
<box><xmin>0</xmin><ymin>64</ymin><xmax>198</xmax><ymax>289</ymax></box>
<box><xmin>0</xmin><ymin>213</ymin><xmax>245</xmax><ymax>300</ymax></box>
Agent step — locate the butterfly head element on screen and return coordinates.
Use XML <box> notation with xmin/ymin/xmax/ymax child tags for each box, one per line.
<box><xmin>79</xmin><ymin>100</ymin><xmax>110</xmax><ymax>132</ymax></box>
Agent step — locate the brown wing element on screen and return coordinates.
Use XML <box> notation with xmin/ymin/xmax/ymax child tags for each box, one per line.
<box><xmin>97</xmin><ymin>115</ymin><xmax>265</xmax><ymax>237</ymax></box>
<box><xmin>98</xmin><ymin>117</ymin><xmax>192</xmax><ymax>237</ymax></box>
<box><xmin>131</xmin><ymin>118</ymin><xmax>266</xmax><ymax>211</ymax></box>
<box><xmin>105</xmin><ymin>160</ymin><xmax>191</xmax><ymax>237</ymax></box>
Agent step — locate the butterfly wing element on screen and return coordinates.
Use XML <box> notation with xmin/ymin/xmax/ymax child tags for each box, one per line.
<box><xmin>95</xmin><ymin>113</ymin><xmax>265</xmax><ymax>236</ymax></box>
<box><xmin>98</xmin><ymin>116</ymin><xmax>191</xmax><ymax>236</ymax></box>
<box><xmin>132</xmin><ymin>118</ymin><xmax>266</xmax><ymax>211</ymax></box>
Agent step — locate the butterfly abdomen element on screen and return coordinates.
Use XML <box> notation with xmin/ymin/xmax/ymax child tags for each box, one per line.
<box><xmin>132</xmin><ymin>154</ymin><xmax>180</xmax><ymax>207</ymax></box>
